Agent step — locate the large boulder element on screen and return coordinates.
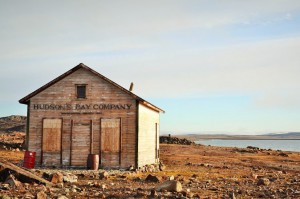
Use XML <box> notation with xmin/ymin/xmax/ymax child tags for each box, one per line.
<box><xmin>155</xmin><ymin>180</ymin><xmax>182</xmax><ymax>192</ymax></box>
<box><xmin>145</xmin><ymin>174</ymin><xmax>162</xmax><ymax>183</ymax></box>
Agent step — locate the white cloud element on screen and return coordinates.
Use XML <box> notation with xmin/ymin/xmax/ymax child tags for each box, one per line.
<box><xmin>1</xmin><ymin>0</ymin><xmax>300</xmax><ymax>61</ymax></box>
<box><xmin>1</xmin><ymin>0</ymin><xmax>300</xmax><ymax>114</ymax></box>
<box><xmin>128</xmin><ymin>36</ymin><xmax>300</xmax><ymax>110</ymax></box>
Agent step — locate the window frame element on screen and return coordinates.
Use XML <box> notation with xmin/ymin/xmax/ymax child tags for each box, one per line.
<box><xmin>76</xmin><ymin>84</ymin><xmax>87</xmax><ymax>99</ymax></box>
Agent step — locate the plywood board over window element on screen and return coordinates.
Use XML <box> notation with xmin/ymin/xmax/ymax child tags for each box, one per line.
<box><xmin>101</xmin><ymin>118</ymin><xmax>121</xmax><ymax>168</ymax></box>
<box><xmin>42</xmin><ymin>119</ymin><xmax>62</xmax><ymax>165</ymax></box>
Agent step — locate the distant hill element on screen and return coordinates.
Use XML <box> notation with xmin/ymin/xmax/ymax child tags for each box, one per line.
<box><xmin>0</xmin><ymin>115</ymin><xmax>26</xmax><ymax>133</ymax></box>
<box><xmin>264</xmin><ymin>132</ymin><xmax>300</xmax><ymax>137</ymax></box>
<box><xmin>177</xmin><ymin>132</ymin><xmax>300</xmax><ymax>140</ymax></box>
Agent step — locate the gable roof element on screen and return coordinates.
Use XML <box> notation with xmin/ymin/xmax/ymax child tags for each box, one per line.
<box><xmin>19</xmin><ymin>63</ymin><xmax>165</xmax><ymax>113</ymax></box>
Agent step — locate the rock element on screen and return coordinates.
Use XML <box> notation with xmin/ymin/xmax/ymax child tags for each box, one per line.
<box><xmin>168</xmin><ymin>175</ymin><xmax>174</xmax><ymax>180</ymax></box>
<box><xmin>1</xmin><ymin>195</ymin><xmax>12</xmax><ymax>199</ymax></box>
<box><xmin>57</xmin><ymin>196</ymin><xmax>69</xmax><ymax>199</ymax></box>
<box><xmin>36</xmin><ymin>191</ymin><xmax>47</xmax><ymax>199</ymax></box>
<box><xmin>159</xmin><ymin>136</ymin><xmax>194</xmax><ymax>145</ymax></box>
<box><xmin>42</xmin><ymin>172</ymin><xmax>52</xmax><ymax>181</ymax></box>
<box><xmin>159</xmin><ymin>162</ymin><xmax>166</xmax><ymax>171</ymax></box>
<box><xmin>140</xmin><ymin>164</ymin><xmax>160</xmax><ymax>172</ymax></box>
<box><xmin>150</xmin><ymin>189</ymin><xmax>157</xmax><ymax>197</ymax></box>
<box><xmin>63</xmin><ymin>173</ymin><xmax>78</xmax><ymax>183</ymax></box>
<box><xmin>56</xmin><ymin>183</ymin><xmax>64</xmax><ymax>188</ymax></box>
<box><xmin>71</xmin><ymin>188</ymin><xmax>77</xmax><ymax>193</ymax></box>
<box><xmin>257</xmin><ymin>178</ymin><xmax>270</xmax><ymax>186</ymax></box>
<box><xmin>99</xmin><ymin>171</ymin><xmax>109</xmax><ymax>179</ymax></box>
<box><xmin>51</xmin><ymin>172</ymin><xmax>64</xmax><ymax>184</ymax></box>
<box><xmin>252</xmin><ymin>174</ymin><xmax>258</xmax><ymax>179</ymax></box>
<box><xmin>155</xmin><ymin>180</ymin><xmax>182</xmax><ymax>192</ymax></box>
<box><xmin>5</xmin><ymin>174</ymin><xmax>22</xmax><ymax>188</ymax></box>
<box><xmin>101</xmin><ymin>184</ymin><xmax>106</xmax><ymax>190</ymax></box>
<box><xmin>71</xmin><ymin>185</ymin><xmax>80</xmax><ymax>192</ymax></box>
<box><xmin>229</xmin><ymin>192</ymin><xmax>236</xmax><ymax>199</ymax></box>
<box><xmin>145</xmin><ymin>174</ymin><xmax>161</xmax><ymax>183</ymax></box>
<box><xmin>97</xmin><ymin>193</ymin><xmax>105</xmax><ymax>198</ymax></box>
<box><xmin>133</xmin><ymin>177</ymin><xmax>142</xmax><ymax>181</ymax></box>
<box><xmin>24</xmin><ymin>192</ymin><xmax>35</xmax><ymax>198</ymax></box>
<box><xmin>128</xmin><ymin>165</ymin><xmax>134</xmax><ymax>171</ymax></box>
<box><xmin>191</xmin><ymin>174</ymin><xmax>198</xmax><ymax>178</ymax></box>
<box><xmin>0</xmin><ymin>183</ymin><xmax>10</xmax><ymax>190</ymax></box>
<box><xmin>278</xmin><ymin>152</ymin><xmax>289</xmax><ymax>157</ymax></box>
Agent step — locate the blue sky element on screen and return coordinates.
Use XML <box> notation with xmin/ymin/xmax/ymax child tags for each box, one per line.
<box><xmin>1</xmin><ymin>0</ymin><xmax>300</xmax><ymax>134</ymax></box>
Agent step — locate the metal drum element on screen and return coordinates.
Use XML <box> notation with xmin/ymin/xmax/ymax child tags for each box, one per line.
<box><xmin>23</xmin><ymin>151</ymin><xmax>36</xmax><ymax>169</ymax></box>
<box><xmin>87</xmin><ymin>154</ymin><xmax>99</xmax><ymax>170</ymax></box>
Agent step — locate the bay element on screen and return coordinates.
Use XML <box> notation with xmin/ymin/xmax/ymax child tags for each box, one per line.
<box><xmin>195</xmin><ymin>139</ymin><xmax>300</xmax><ymax>152</ymax></box>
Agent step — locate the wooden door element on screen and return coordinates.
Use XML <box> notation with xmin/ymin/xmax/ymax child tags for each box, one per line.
<box><xmin>100</xmin><ymin>118</ymin><xmax>121</xmax><ymax>168</ymax></box>
<box><xmin>42</xmin><ymin>119</ymin><xmax>62</xmax><ymax>166</ymax></box>
<box><xmin>71</xmin><ymin>121</ymin><xmax>91</xmax><ymax>166</ymax></box>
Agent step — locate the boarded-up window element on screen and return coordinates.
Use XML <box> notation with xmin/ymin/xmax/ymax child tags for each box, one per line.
<box><xmin>42</xmin><ymin>119</ymin><xmax>62</xmax><ymax>152</ymax></box>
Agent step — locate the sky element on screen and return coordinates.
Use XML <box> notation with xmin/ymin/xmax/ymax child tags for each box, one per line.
<box><xmin>1</xmin><ymin>0</ymin><xmax>300</xmax><ymax>135</ymax></box>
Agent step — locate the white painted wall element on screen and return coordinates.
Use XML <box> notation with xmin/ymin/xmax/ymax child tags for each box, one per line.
<box><xmin>137</xmin><ymin>103</ymin><xmax>160</xmax><ymax>167</ymax></box>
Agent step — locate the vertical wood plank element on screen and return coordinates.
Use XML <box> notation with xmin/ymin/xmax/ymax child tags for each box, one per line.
<box><xmin>41</xmin><ymin>118</ymin><xmax>44</xmax><ymax>165</ymax></box>
<box><xmin>99</xmin><ymin>118</ymin><xmax>102</xmax><ymax>165</ymax></box>
<box><xmin>119</xmin><ymin>118</ymin><xmax>122</xmax><ymax>165</ymax></box>
<box><xmin>90</xmin><ymin>119</ymin><xmax>93</xmax><ymax>154</ymax></box>
<box><xmin>60</xmin><ymin>118</ymin><xmax>63</xmax><ymax>166</ymax></box>
<box><xmin>70</xmin><ymin>120</ymin><xmax>73</xmax><ymax>166</ymax></box>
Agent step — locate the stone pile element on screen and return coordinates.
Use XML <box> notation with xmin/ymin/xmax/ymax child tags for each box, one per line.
<box><xmin>0</xmin><ymin>132</ymin><xmax>25</xmax><ymax>150</ymax></box>
<box><xmin>160</xmin><ymin>135</ymin><xmax>194</xmax><ymax>145</ymax></box>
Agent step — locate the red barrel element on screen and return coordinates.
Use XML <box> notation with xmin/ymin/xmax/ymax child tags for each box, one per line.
<box><xmin>23</xmin><ymin>151</ymin><xmax>36</xmax><ymax>169</ymax></box>
<box><xmin>87</xmin><ymin>154</ymin><xmax>99</xmax><ymax>170</ymax></box>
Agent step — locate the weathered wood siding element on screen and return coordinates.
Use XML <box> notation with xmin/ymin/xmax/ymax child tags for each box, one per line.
<box><xmin>28</xmin><ymin>68</ymin><xmax>136</xmax><ymax>168</ymax></box>
<box><xmin>137</xmin><ymin>103</ymin><xmax>160</xmax><ymax>167</ymax></box>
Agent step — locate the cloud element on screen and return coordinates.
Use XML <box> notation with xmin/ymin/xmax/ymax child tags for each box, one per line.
<box><xmin>1</xmin><ymin>0</ymin><xmax>300</xmax><ymax>115</ymax></box>
<box><xmin>127</xmin><ymin>36</ymin><xmax>300</xmax><ymax>111</ymax></box>
<box><xmin>1</xmin><ymin>0</ymin><xmax>300</xmax><ymax>61</ymax></box>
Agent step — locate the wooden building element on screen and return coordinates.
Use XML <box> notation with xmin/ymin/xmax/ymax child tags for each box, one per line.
<box><xmin>19</xmin><ymin>63</ymin><xmax>164</xmax><ymax>169</ymax></box>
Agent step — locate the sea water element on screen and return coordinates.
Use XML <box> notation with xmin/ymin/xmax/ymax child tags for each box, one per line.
<box><xmin>195</xmin><ymin>139</ymin><xmax>300</xmax><ymax>152</ymax></box>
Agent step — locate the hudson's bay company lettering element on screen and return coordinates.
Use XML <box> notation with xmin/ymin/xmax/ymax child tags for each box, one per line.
<box><xmin>33</xmin><ymin>103</ymin><xmax>132</xmax><ymax>110</ymax></box>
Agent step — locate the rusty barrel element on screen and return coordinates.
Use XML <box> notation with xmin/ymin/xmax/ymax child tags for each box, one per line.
<box><xmin>87</xmin><ymin>154</ymin><xmax>99</xmax><ymax>170</ymax></box>
<box><xmin>23</xmin><ymin>151</ymin><xmax>36</xmax><ymax>169</ymax></box>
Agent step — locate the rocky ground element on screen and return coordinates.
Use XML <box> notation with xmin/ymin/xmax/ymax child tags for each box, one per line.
<box><xmin>0</xmin><ymin>134</ymin><xmax>300</xmax><ymax>198</ymax></box>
